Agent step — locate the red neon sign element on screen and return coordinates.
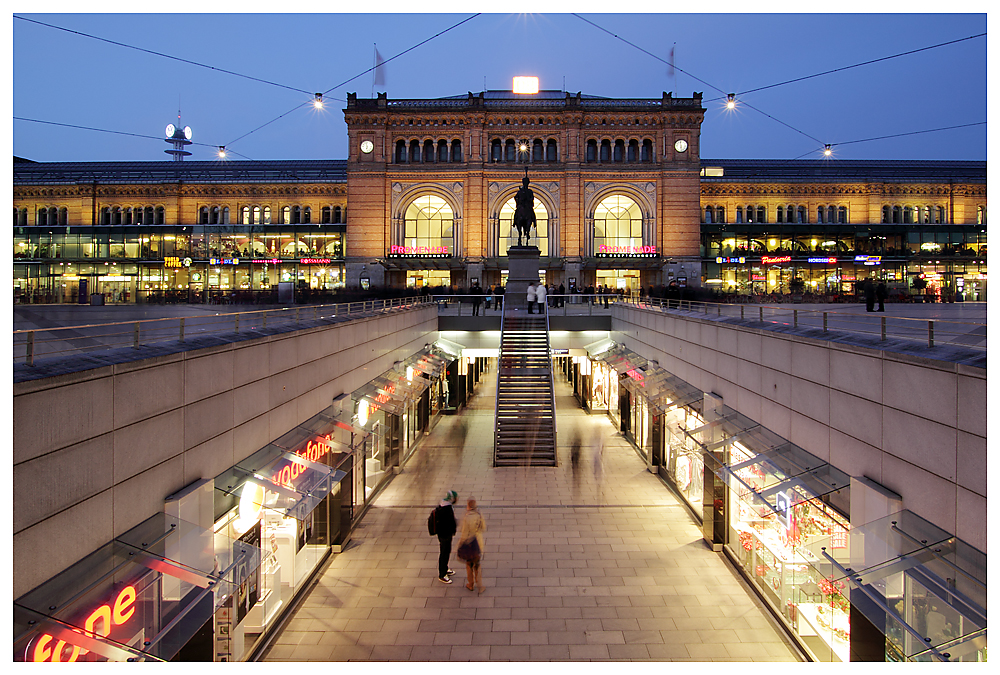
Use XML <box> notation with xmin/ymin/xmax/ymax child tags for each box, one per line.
<box><xmin>761</xmin><ymin>255</ymin><xmax>791</xmax><ymax>264</ymax></box>
<box><xmin>271</xmin><ymin>435</ymin><xmax>332</xmax><ymax>488</ymax></box>
<box><xmin>626</xmin><ymin>369</ymin><xmax>644</xmax><ymax>384</ymax></box>
<box><xmin>29</xmin><ymin>585</ymin><xmax>137</xmax><ymax>662</ymax></box>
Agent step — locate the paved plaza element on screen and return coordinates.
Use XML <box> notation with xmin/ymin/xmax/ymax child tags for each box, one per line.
<box><xmin>260</xmin><ymin>369</ymin><xmax>803</xmax><ymax>662</ymax></box>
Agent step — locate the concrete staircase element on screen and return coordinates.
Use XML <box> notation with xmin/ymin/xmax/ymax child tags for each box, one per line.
<box><xmin>494</xmin><ymin>310</ymin><xmax>557</xmax><ymax>466</ymax></box>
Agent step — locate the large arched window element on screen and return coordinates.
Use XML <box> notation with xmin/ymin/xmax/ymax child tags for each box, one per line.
<box><xmin>593</xmin><ymin>195</ymin><xmax>643</xmax><ymax>254</ymax></box>
<box><xmin>403</xmin><ymin>195</ymin><xmax>455</xmax><ymax>254</ymax></box>
<box><xmin>499</xmin><ymin>196</ymin><xmax>548</xmax><ymax>256</ymax></box>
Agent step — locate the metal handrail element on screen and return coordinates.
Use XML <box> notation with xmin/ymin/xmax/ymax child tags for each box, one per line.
<box><xmin>616</xmin><ymin>297</ymin><xmax>986</xmax><ymax>353</ymax></box>
<box><xmin>14</xmin><ymin>296</ymin><xmax>430</xmax><ymax>366</ymax></box>
<box><xmin>493</xmin><ymin>297</ymin><xmax>506</xmax><ymax>465</ymax></box>
<box><xmin>543</xmin><ymin>297</ymin><xmax>557</xmax><ymax>461</ymax></box>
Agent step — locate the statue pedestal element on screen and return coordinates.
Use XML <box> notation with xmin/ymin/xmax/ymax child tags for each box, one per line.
<box><xmin>504</xmin><ymin>246</ymin><xmax>540</xmax><ymax>312</ymax></box>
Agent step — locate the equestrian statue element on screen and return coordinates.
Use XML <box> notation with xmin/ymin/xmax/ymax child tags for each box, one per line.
<box><xmin>512</xmin><ymin>168</ymin><xmax>537</xmax><ymax>247</ymax></box>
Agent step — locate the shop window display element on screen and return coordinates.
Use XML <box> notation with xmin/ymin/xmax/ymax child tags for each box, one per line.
<box><xmin>664</xmin><ymin>406</ymin><xmax>705</xmax><ymax>512</ymax></box>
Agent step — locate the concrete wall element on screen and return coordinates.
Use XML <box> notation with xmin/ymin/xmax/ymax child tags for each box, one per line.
<box><xmin>611</xmin><ymin>305</ymin><xmax>987</xmax><ymax>553</ymax></box>
<box><xmin>13</xmin><ymin>307</ymin><xmax>437</xmax><ymax>598</ymax></box>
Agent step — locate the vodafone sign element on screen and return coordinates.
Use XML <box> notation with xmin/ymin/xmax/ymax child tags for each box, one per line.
<box><xmin>27</xmin><ymin>585</ymin><xmax>137</xmax><ymax>662</ymax></box>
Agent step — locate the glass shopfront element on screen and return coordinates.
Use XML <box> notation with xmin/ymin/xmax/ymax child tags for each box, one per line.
<box><xmin>14</xmin><ymin>513</ymin><xmax>261</xmax><ymax>662</ymax></box>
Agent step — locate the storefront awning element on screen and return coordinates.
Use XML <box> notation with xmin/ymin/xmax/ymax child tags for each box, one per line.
<box><xmin>801</xmin><ymin>510</ymin><xmax>986</xmax><ymax>662</ymax></box>
<box><xmin>14</xmin><ymin>513</ymin><xmax>261</xmax><ymax>662</ymax></box>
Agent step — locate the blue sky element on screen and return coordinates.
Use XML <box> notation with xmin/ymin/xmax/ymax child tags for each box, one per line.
<box><xmin>11</xmin><ymin>8</ymin><xmax>988</xmax><ymax>163</ymax></box>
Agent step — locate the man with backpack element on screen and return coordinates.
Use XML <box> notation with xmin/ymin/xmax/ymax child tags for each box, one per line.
<box><xmin>428</xmin><ymin>490</ymin><xmax>458</xmax><ymax>583</ymax></box>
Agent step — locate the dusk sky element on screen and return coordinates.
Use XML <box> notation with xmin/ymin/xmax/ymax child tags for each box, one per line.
<box><xmin>11</xmin><ymin>8</ymin><xmax>988</xmax><ymax>163</ymax></box>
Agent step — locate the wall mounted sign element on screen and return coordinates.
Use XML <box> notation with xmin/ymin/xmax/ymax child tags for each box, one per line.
<box><xmin>855</xmin><ymin>255</ymin><xmax>882</xmax><ymax>266</ymax></box>
<box><xmin>299</xmin><ymin>258</ymin><xmax>331</xmax><ymax>264</ymax></box>
<box><xmin>164</xmin><ymin>257</ymin><xmax>182</xmax><ymax>268</ymax></box>
<box><xmin>209</xmin><ymin>258</ymin><xmax>240</xmax><ymax>266</ymax></box>
<box><xmin>250</xmin><ymin>259</ymin><xmax>281</xmax><ymax>265</ymax></box>
<box><xmin>388</xmin><ymin>245</ymin><xmax>450</xmax><ymax>257</ymax></box>
<box><xmin>807</xmin><ymin>257</ymin><xmax>837</xmax><ymax>264</ymax></box>
<box><xmin>715</xmin><ymin>257</ymin><xmax>746</xmax><ymax>264</ymax></box>
<box><xmin>270</xmin><ymin>435</ymin><xmax>333</xmax><ymax>490</ymax></box>
<box><xmin>28</xmin><ymin>585</ymin><xmax>138</xmax><ymax>662</ymax></box>
<box><xmin>761</xmin><ymin>256</ymin><xmax>791</xmax><ymax>264</ymax></box>
<box><xmin>597</xmin><ymin>245</ymin><xmax>657</xmax><ymax>257</ymax></box>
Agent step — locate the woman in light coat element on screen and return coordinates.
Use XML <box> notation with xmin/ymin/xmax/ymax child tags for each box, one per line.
<box><xmin>535</xmin><ymin>282</ymin><xmax>547</xmax><ymax>311</ymax></box>
<box><xmin>526</xmin><ymin>283</ymin><xmax>537</xmax><ymax>314</ymax></box>
<box><xmin>458</xmin><ymin>497</ymin><xmax>487</xmax><ymax>593</ymax></box>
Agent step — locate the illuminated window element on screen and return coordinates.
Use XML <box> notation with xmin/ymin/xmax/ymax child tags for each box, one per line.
<box><xmin>499</xmin><ymin>196</ymin><xmax>548</xmax><ymax>256</ymax></box>
<box><xmin>403</xmin><ymin>195</ymin><xmax>455</xmax><ymax>253</ymax></box>
<box><xmin>594</xmin><ymin>195</ymin><xmax>643</xmax><ymax>253</ymax></box>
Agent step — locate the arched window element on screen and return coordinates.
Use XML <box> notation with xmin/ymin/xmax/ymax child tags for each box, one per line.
<box><xmin>735</xmin><ymin>206</ymin><xmax>744</xmax><ymax>224</ymax></box>
<box><xmin>199</xmin><ymin>206</ymin><xmax>209</xmax><ymax>225</ymax></box>
<box><xmin>757</xmin><ymin>206</ymin><xmax>766</xmax><ymax>224</ymax></box>
<box><xmin>125</xmin><ymin>207</ymin><xmax>135</xmax><ymax>225</ymax></box>
<box><xmin>776</xmin><ymin>206</ymin><xmax>784</xmax><ymax>223</ymax></box>
<box><xmin>37</xmin><ymin>208</ymin><xmax>48</xmax><ymax>226</ymax></box>
<box><xmin>704</xmin><ymin>207</ymin><xmax>713</xmax><ymax>224</ymax></box>
<box><xmin>395</xmin><ymin>140</ymin><xmax>407</xmax><ymax>163</ymax></box>
<box><xmin>716</xmin><ymin>207</ymin><xmax>726</xmax><ymax>224</ymax></box>
<box><xmin>903</xmin><ymin>206</ymin><xmax>914</xmax><ymax>224</ymax></box>
<box><xmin>978</xmin><ymin>206</ymin><xmax>986</xmax><ymax>224</ymax></box>
<box><xmin>827</xmin><ymin>206</ymin><xmax>836</xmax><ymax>224</ymax></box>
<box><xmin>251</xmin><ymin>206</ymin><xmax>261</xmax><ymax>225</ymax></box>
<box><xmin>627</xmin><ymin>140</ymin><xmax>638</xmax><ymax>162</ymax></box>
<box><xmin>410</xmin><ymin>140</ymin><xmax>421</xmax><ymax>162</ymax></box>
<box><xmin>210</xmin><ymin>206</ymin><xmax>220</xmax><ymax>224</ymax></box>
<box><xmin>546</xmin><ymin>139</ymin><xmax>557</xmax><ymax>161</ymax></box>
<box><xmin>155</xmin><ymin>206</ymin><xmax>165</xmax><ymax>225</ymax></box>
<box><xmin>19</xmin><ymin>207</ymin><xmax>28</xmax><ymax>226</ymax></box>
<box><xmin>303</xmin><ymin>207</ymin><xmax>311</xmax><ymax>224</ymax></box>
<box><xmin>334</xmin><ymin>206</ymin><xmax>343</xmax><ymax>223</ymax></box>
<box><xmin>882</xmin><ymin>206</ymin><xmax>891</xmax><ymax>223</ymax></box>
<box><xmin>437</xmin><ymin>140</ymin><xmax>448</xmax><ymax>162</ymax></box>
<box><xmin>505</xmin><ymin>139</ymin><xmax>516</xmax><ymax>161</ymax></box>
<box><xmin>423</xmin><ymin>140</ymin><xmax>435</xmax><ymax>162</ymax></box>
<box><xmin>223</xmin><ymin>207</ymin><xmax>231</xmax><ymax>224</ymax></box>
<box><xmin>281</xmin><ymin>206</ymin><xmax>290</xmax><ymax>225</ymax></box>
<box><xmin>600</xmin><ymin>140</ymin><xmax>611</xmax><ymax>162</ymax></box>
<box><xmin>641</xmin><ymin>139</ymin><xmax>652</xmax><ymax>162</ymax></box>
<box><xmin>593</xmin><ymin>194</ymin><xmax>643</xmax><ymax>255</ymax></box>
<box><xmin>532</xmin><ymin>139</ymin><xmax>544</xmax><ymax>162</ymax></box>
<box><xmin>938</xmin><ymin>207</ymin><xmax>946</xmax><ymax>224</ymax></box>
<box><xmin>491</xmin><ymin>139</ymin><xmax>502</xmax><ymax>162</ymax></box>
<box><xmin>241</xmin><ymin>206</ymin><xmax>250</xmax><ymax>224</ymax></box>
<box><xmin>892</xmin><ymin>206</ymin><xmax>901</xmax><ymax>224</ymax></box>
<box><xmin>145</xmin><ymin>206</ymin><xmax>155</xmax><ymax>224</ymax></box>
<box><xmin>796</xmin><ymin>206</ymin><xmax>806</xmax><ymax>224</ymax></box>
<box><xmin>403</xmin><ymin>195</ymin><xmax>455</xmax><ymax>254</ymax></box>
<box><xmin>499</xmin><ymin>195</ymin><xmax>549</xmax><ymax>256</ymax></box>
<box><xmin>451</xmin><ymin>139</ymin><xmax>463</xmax><ymax>162</ymax></box>
<box><xmin>586</xmin><ymin>139</ymin><xmax>597</xmax><ymax>162</ymax></box>
<box><xmin>838</xmin><ymin>206</ymin><xmax>847</xmax><ymax>224</ymax></box>
<box><xmin>292</xmin><ymin>206</ymin><xmax>301</xmax><ymax>224</ymax></box>
<box><xmin>322</xmin><ymin>206</ymin><xmax>331</xmax><ymax>224</ymax></box>
<box><xmin>817</xmin><ymin>206</ymin><xmax>825</xmax><ymax>224</ymax></box>
<box><xmin>613</xmin><ymin>140</ymin><xmax>625</xmax><ymax>162</ymax></box>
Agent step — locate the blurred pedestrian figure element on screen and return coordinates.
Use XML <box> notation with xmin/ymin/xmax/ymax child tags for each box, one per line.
<box><xmin>864</xmin><ymin>278</ymin><xmax>876</xmax><ymax>312</ymax></box>
<box><xmin>558</xmin><ymin>282</ymin><xmax>565</xmax><ymax>307</ymax></box>
<box><xmin>535</xmin><ymin>282</ymin><xmax>546</xmax><ymax>312</ymax></box>
<box><xmin>496</xmin><ymin>284</ymin><xmax>504</xmax><ymax>311</ymax></box>
<box><xmin>876</xmin><ymin>281</ymin><xmax>887</xmax><ymax>312</ymax></box>
<box><xmin>433</xmin><ymin>490</ymin><xmax>458</xmax><ymax>583</ymax></box>
<box><xmin>593</xmin><ymin>435</ymin><xmax>605</xmax><ymax>484</ymax></box>
<box><xmin>569</xmin><ymin>430</ymin><xmax>581</xmax><ymax>470</ymax></box>
<box><xmin>527</xmin><ymin>282</ymin><xmax>537</xmax><ymax>314</ymax></box>
<box><xmin>457</xmin><ymin>497</ymin><xmax>487</xmax><ymax>594</ymax></box>
<box><xmin>471</xmin><ymin>282</ymin><xmax>482</xmax><ymax>315</ymax></box>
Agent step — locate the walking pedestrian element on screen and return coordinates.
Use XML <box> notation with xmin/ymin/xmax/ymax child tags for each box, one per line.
<box><xmin>496</xmin><ymin>284</ymin><xmax>504</xmax><ymax>311</ymax></box>
<box><xmin>527</xmin><ymin>282</ymin><xmax>537</xmax><ymax>314</ymax></box>
<box><xmin>557</xmin><ymin>282</ymin><xmax>565</xmax><ymax>307</ymax></box>
<box><xmin>433</xmin><ymin>490</ymin><xmax>458</xmax><ymax>583</ymax></box>
<box><xmin>535</xmin><ymin>282</ymin><xmax>546</xmax><ymax>312</ymax></box>
<box><xmin>456</xmin><ymin>497</ymin><xmax>487</xmax><ymax>594</ymax></box>
<box><xmin>876</xmin><ymin>281</ymin><xmax>887</xmax><ymax>312</ymax></box>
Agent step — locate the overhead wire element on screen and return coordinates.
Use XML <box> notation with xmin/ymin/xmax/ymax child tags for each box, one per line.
<box><xmin>13</xmin><ymin>116</ymin><xmax>255</xmax><ymax>160</ymax></box>
<box><xmin>13</xmin><ymin>14</ymin><xmax>314</xmax><ymax>97</ymax></box>
<box><xmin>225</xmin><ymin>14</ymin><xmax>482</xmax><ymax>148</ymax></box>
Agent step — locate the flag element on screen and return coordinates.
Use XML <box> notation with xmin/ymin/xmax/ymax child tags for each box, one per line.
<box><xmin>373</xmin><ymin>45</ymin><xmax>386</xmax><ymax>87</ymax></box>
<box><xmin>667</xmin><ymin>43</ymin><xmax>675</xmax><ymax>78</ymax></box>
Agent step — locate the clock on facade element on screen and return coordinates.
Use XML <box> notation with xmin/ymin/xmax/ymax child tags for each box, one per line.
<box><xmin>674</xmin><ymin>139</ymin><xmax>688</xmax><ymax>153</ymax></box>
<box><xmin>360</xmin><ymin>140</ymin><xmax>374</xmax><ymax>154</ymax></box>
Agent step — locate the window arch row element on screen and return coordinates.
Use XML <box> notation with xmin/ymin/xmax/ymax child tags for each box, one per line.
<box><xmin>881</xmin><ymin>204</ymin><xmax>947</xmax><ymax>224</ymax></box>
<box><xmin>320</xmin><ymin>205</ymin><xmax>346</xmax><ymax>224</ymax></box>
<box><xmin>734</xmin><ymin>205</ymin><xmax>767</xmax><ymax>224</ymax></box>
<box><xmin>702</xmin><ymin>205</ymin><xmax>726</xmax><ymax>224</ymax></box>
<box><xmin>34</xmin><ymin>205</ymin><xmax>69</xmax><ymax>226</ymax></box>
<box><xmin>775</xmin><ymin>204</ymin><xmax>809</xmax><ymax>224</ymax></box>
<box><xmin>197</xmin><ymin>205</ymin><xmax>232</xmax><ymax>225</ymax></box>
<box><xmin>100</xmin><ymin>204</ymin><xmax>164</xmax><ymax>225</ymax></box>
<box><xmin>488</xmin><ymin>137</ymin><xmax>559</xmax><ymax>163</ymax></box>
<box><xmin>585</xmin><ymin>137</ymin><xmax>654</xmax><ymax>163</ymax></box>
<box><xmin>394</xmin><ymin>138</ymin><xmax>464</xmax><ymax>163</ymax></box>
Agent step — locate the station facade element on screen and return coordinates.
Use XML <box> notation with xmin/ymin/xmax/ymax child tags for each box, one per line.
<box><xmin>12</xmin><ymin>89</ymin><xmax>987</xmax><ymax>303</ymax></box>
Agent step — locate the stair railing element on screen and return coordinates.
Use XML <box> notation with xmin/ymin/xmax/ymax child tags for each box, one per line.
<box><xmin>543</xmin><ymin>298</ymin><xmax>557</xmax><ymax>463</ymax></box>
<box><xmin>493</xmin><ymin>297</ymin><xmax>507</xmax><ymax>465</ymax></box>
